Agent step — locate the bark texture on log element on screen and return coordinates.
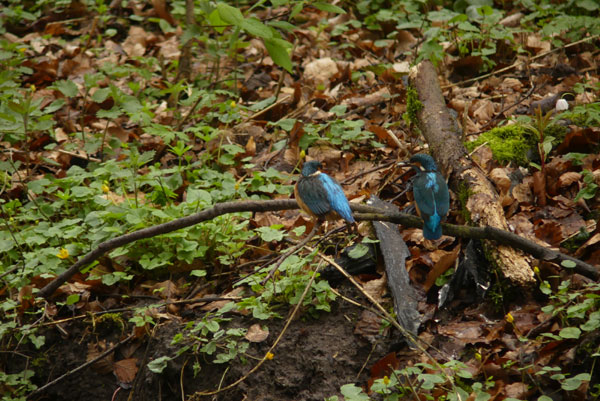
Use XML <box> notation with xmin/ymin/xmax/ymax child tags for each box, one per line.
<box><xmin>410</xmin><ymin>61</ymin><xmax>535</xmax><ymax>286</ymax></box>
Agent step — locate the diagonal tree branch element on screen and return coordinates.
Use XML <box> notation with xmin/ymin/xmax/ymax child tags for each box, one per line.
<box><xmin>38</xmin><ymin>200</ymin><xmax>598</xmax><ymax>299</ymax></box>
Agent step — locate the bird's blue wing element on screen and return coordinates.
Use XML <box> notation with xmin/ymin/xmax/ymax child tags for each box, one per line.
<box><xmin>434</xmin><ymin>173</ymin><xmax>450</xmax><ymax>217</ymax></box>
<box><xmin>412</xmin><ymin>173</ymin><xmax>437</xmax><ymax>217</ymax></box>
<box><xmin>318</xmin><ymin>174</ymin><xmax>355</xmax><ymax>223</ymax></box>
<box><xmin>297</xmin><ymin>176</ymin><xmax>331</xmax><ymax>216</ymax></box>
<box><xmin>413</xmin><ymin>171</ymin><xmax>449</xmax><ymax>239</ymax></box>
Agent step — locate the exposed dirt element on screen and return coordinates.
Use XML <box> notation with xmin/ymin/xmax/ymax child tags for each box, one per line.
<box><xmin>26</xmin><ymin>284</ymin><xmax>394</xmax><ymax>401</ymax></box>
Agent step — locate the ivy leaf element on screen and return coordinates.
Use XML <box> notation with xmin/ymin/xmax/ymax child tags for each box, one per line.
<box><xmin>561</xmin><ymin>373</ymin><xmax>590</xmax><ymax>391</ymax></box>
<box><xmin>256</xmin><ymin>225</ymin><xmax>284</xmax><ymax>242</ymax></box>
<box><xmin>340</xmin><ymin>384</ymin><xmax>369</xmax><ymax>401</ymax></box>
<box><xmin>148</xmin><ymin>356</ymin><xmax>172</xmax><ymax>373</ymax></box>
<box><xmin>348</xmin><ymin>243</ymin><xmax>369</xmax><ymax>259</ymax></box>
<box><xmin>559</xmin><ymin>327</ymin><xmax>580</xmax><ymax>339</ymax></box>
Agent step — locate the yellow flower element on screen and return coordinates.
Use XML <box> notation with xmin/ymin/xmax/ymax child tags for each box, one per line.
<box><xmin>475</xmin><ymin>352</ymin><xmax>482</xmax><ymax>361</ymax></box>
<box><xmin>383</xmin><ymin>376</ymin><xmax>390</xmax><ymax>385</ymax></box>
<box><xmin>505</xmin><ymin>312</ymin><xmax>514</xmax><ymax>323</ymax></box>
<box><xmin>299</xmin><ymin>150</ymin><xmax>306</xmax><ymax>160</ymax></box>
<box><xmin>265</xmin><ymin>352</ymin><xmax>274</xmax><ymax>360</ymax></box>
<box><xmin>230</xmin><ymin>100</ymin><xmax>236</xmax><ymax>108</ymax></box>
<box><xmin>57</xmin><ymin>248</ymin><xmax>69</xmax><ymax>259</ymax></box>
<box><xmin>533</xmin><ymin>266</ymin><xmax>540</xmax><ymax>274</ymax></box>
<box><xmin>101</xmin><ymin>183</ymin><xmax>110</xmax><ymax>193</ymax></box>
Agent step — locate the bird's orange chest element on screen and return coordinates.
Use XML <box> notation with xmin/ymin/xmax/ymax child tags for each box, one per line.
<box><xmin>294</xmin><ymin>183</ymin><xmax>317</xmax><ymax>219</ymax></box>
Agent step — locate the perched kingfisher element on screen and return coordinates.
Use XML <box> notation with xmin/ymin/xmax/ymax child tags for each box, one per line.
<box><xmin>407</xmin><ymin>154</ymin><xmax>449</xmax><ymax>240</ymax></box>
<box><xmin>295</xmin><ymin>160</ymin><xmax>355</xmax><ymax>225</ymax></box>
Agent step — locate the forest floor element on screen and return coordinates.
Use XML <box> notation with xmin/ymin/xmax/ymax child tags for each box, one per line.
<box><xmin>1</xmin><ymin>1</ymin><xmax>599</xmax><ymax>400</ymax></box>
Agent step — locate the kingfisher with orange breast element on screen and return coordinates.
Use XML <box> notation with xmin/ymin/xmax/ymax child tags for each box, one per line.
<box><xmin>295</xmin><ymin>160</ymin><xmax>355</xmax><ymax>227</ymax></box>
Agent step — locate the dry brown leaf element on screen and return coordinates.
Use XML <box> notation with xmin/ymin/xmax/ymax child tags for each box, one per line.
<box><xmin>575</xmin><ymin>232</ymin><xmax>600</xmax><ymax>258</ymax></box>
<box><xmin>437</xmin><ymin>321</ymin><xmax>486</xmax><ymax>344</ymax></box>
<box><xmin>199</xmin><ymin>287</ymin><xmax>244</xmax><ymax>311</ymax></box>
<box><xmin>490</xmin><ymin>168</ymin><xmax>511</xmax><ymax>194</ymax></box>
<box><xmin>361</xmin><ymin>275</ymin><xmax>387</xmax><ymax>304</ymax></box>
<box><xmin>423</xmin><ymin>246</ymin><xmax>460</xmax><ymax>291</ymax></box>
<box><xmin>504</xmin><ymin>382</ymin><xmax>531</xmax><ymax>400</ymax></box>
<box><xmin>534</xmin><ymin>220</ymin><xmax>564</xmax><ymax>246</ymax></box>
<box><xmin>304</xmin><ymin>57</ymin><xmax>338</xmax><ymax>86</ymax></box>
<box><xmin>87</xmin><ymin>341</ymin><xmax>114</xmax><ymax>374</ymax></box>
<box><xmin>113</xmin><ymin>358</ymin><xmax>138</xmax><ymax>383</ymax></box>
<box><xmin>354</xmin><ymin>310</ymin><xmax>385</xmax><ymax>341</ymax></box>
<box><xmin>472</xmin><ymin>100</ymin><xmax>495</xmax><ymax>123</ymax></box>
<box><xmin>501</xmin><ymin>77</ymin><xmax>523</xmax><ymax>91</ymax></box>
<box><xmin>245</xmin><ymin>324</ymin><xmax>269</xmax><ymax>343</ymax></box>
<box><xmin>149</xmin><ymin>280</ymin><xmax>180</xmax><ymax>299</ymax></box>
<box><xmin>123</xmin><ymin>26</ymin><xmax>148</xmax><ymax>57</ymax></box>
<box><xmin>526</xmin><ymin>34</ymin><xmax>551</xmax><ymax>53</ymax></box>
<box><xmin>557</xmin><ymin>171</ymin><xmax>581</xmax><ymax>188</ymax></box>
<box><xmin>245</xmin><ymin>135</ymin><xmax>256</xmax><ymax>156</ymax></box>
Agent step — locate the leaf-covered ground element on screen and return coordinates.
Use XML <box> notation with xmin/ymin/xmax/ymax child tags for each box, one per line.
<box><xmin>1</xmin><ymin>1</ymin><xmax>600</xmax><ymax>400</ymax></box>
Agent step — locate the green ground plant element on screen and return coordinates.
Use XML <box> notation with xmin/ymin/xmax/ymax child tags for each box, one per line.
<box><xmin>1</xmin><ymin>0</ymin><xmax>599</xmax><ymax>399</ymax></box>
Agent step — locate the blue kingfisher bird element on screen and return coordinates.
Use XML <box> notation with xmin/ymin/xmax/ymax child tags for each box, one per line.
<box><xmin>295</xmin><ymin>160</ymin><xmax>355</xmax><ymax>226</ymax></box>
<box><xmin>407</xmin><ymin>154</ymin><xmax>449</xmax><ymax>240</ymax></box>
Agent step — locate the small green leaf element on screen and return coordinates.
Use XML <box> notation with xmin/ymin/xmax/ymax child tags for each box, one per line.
<box><xmin>54</xmin><ymin>80</ymin><xmax>78</xmax><ymax>97</ymax></box>
<box><xmin>191</xmin><ymin>270</ymin><xmax>207</xmax><ymax>277</ymax></box>
<box><xmin>340</xmin><ymin>384</ymin><xmax>369</xmax><ymax>401</ymax></box>
<box><xmin>66</xmin><ymin>294</ymin><xmax>80</xmax><ymax>305</ymax></box>
<box><xmin>148</xmin><ymin>356</ymin><xmax>172</xmax><ymax>373</ymax></box>
<box><xmin>292</xmin><ymin>226</ymin><xmax>306</xmax><ymax>236</ymax></box>
<box><xmin>313</xmin><ymin>2</ymin><xmax>346</xmax><ymax>14</ymax></box>
<box><xmin>241</xmin><ymin>18</ymin><xmax>272</xmax><ymax>39</ymax></box>
<box><xmin>249</xmin><ymin>96</ymin><xmax>276</xmax><ymax>111</ymax></box>
<box><xmin>348</xmin><ymin>243</ymin><xmax>369</xmax><ymax>259</ymax></box>
<box><xmin>561</xmin><ymin>373</ymin><xmax>590</xmax><ymax>391</ymax></box>
<box><xmin>208</xmin><ymin>9</ymin><xmax>228</xmax><ymax>33</ymax></box>
<box><xmin>561</xmin><ymin>259</ymin><xmax>576</xmax><ymax>269</ymax></box>
<box><xmin>264</xmin><ymin>38</ymin><xmax>293</xmax><ymax>73</ymax></box>
<box><xmin>559</xmin><ymin>326</ymin><xmax>580</xmax><ymax>339</ymax></box>
<box><xmin>91</xmin><ymin>87</ymin><xmax>111</xmax><ymax>103</ymax></box>
<box><xmin>216</xmin><ymin>3</ymin><xmax>244</xmax><ymax>26</ymax></box>
<box><xmin>267</xmin><ymin>20</ymin><xmax>297</xmax><ymax>32</ymax></box>
<box><xmin>29</xmin><ymin>334</ymin><xmax>46</xmax><ymax>349</ymax></box>
<box><xmin>256</xmin><ymin>226</ymin><xmax>285</xmax><ymax>242</ymax></box>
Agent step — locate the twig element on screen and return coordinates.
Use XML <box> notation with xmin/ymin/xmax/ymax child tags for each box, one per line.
<box><xmin>340</xmin><ymin>160</ymin><xmax>397</xmax><ymax>185</ymax></box>
<box><xmin>262</xmin><ymin>222</ymin><xmax>320</xmax><ymax>284</ymax></box>
<box><xmin>312</xmin><ymin>249</ymin><xmax>459</xmax><ymax>390</ymax></box>
<box><xmin>38</xmin><ymin>200</ymin><xmax>598</xmax><ymax>300</ymax></box>
<box><xmin>28</xmin><ymin>334</ymin><xmax>135</xmax><ymax>398</ymax></box>
<box><xmin>188</xmin><ymin>260</ymin><xmax>324</xmax><ymax>399</ymax></box>
<box><xmin>128</xmin><ymin>325</ymin><xmax>158</xmax><ymax>401</ymax></box>
<box><xmin>473</xmin><ymin>83</ymin><xmax>536</xmax><ymax>134</ymax></box>
<box><xmin>37</xmin><ymin>199</ymin><xmax>298</xmax><ymax>299</ymax></box>
<box><xmin>442</xmin><ymin>34</ymin><xmax>600</xmax><ymax>89</ymax></box>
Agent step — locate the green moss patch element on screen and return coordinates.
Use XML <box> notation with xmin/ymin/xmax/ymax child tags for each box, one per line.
<box><xmin>465</xmin><ymin>124</ymin><xmax>536</xmax><ymax>166</ymax></box>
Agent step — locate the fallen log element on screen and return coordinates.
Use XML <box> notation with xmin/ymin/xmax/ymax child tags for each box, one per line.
<box><xmin>409</xmin><ymin>60</ymin><xmax>535</xmax><ymax>286</ymax></box>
